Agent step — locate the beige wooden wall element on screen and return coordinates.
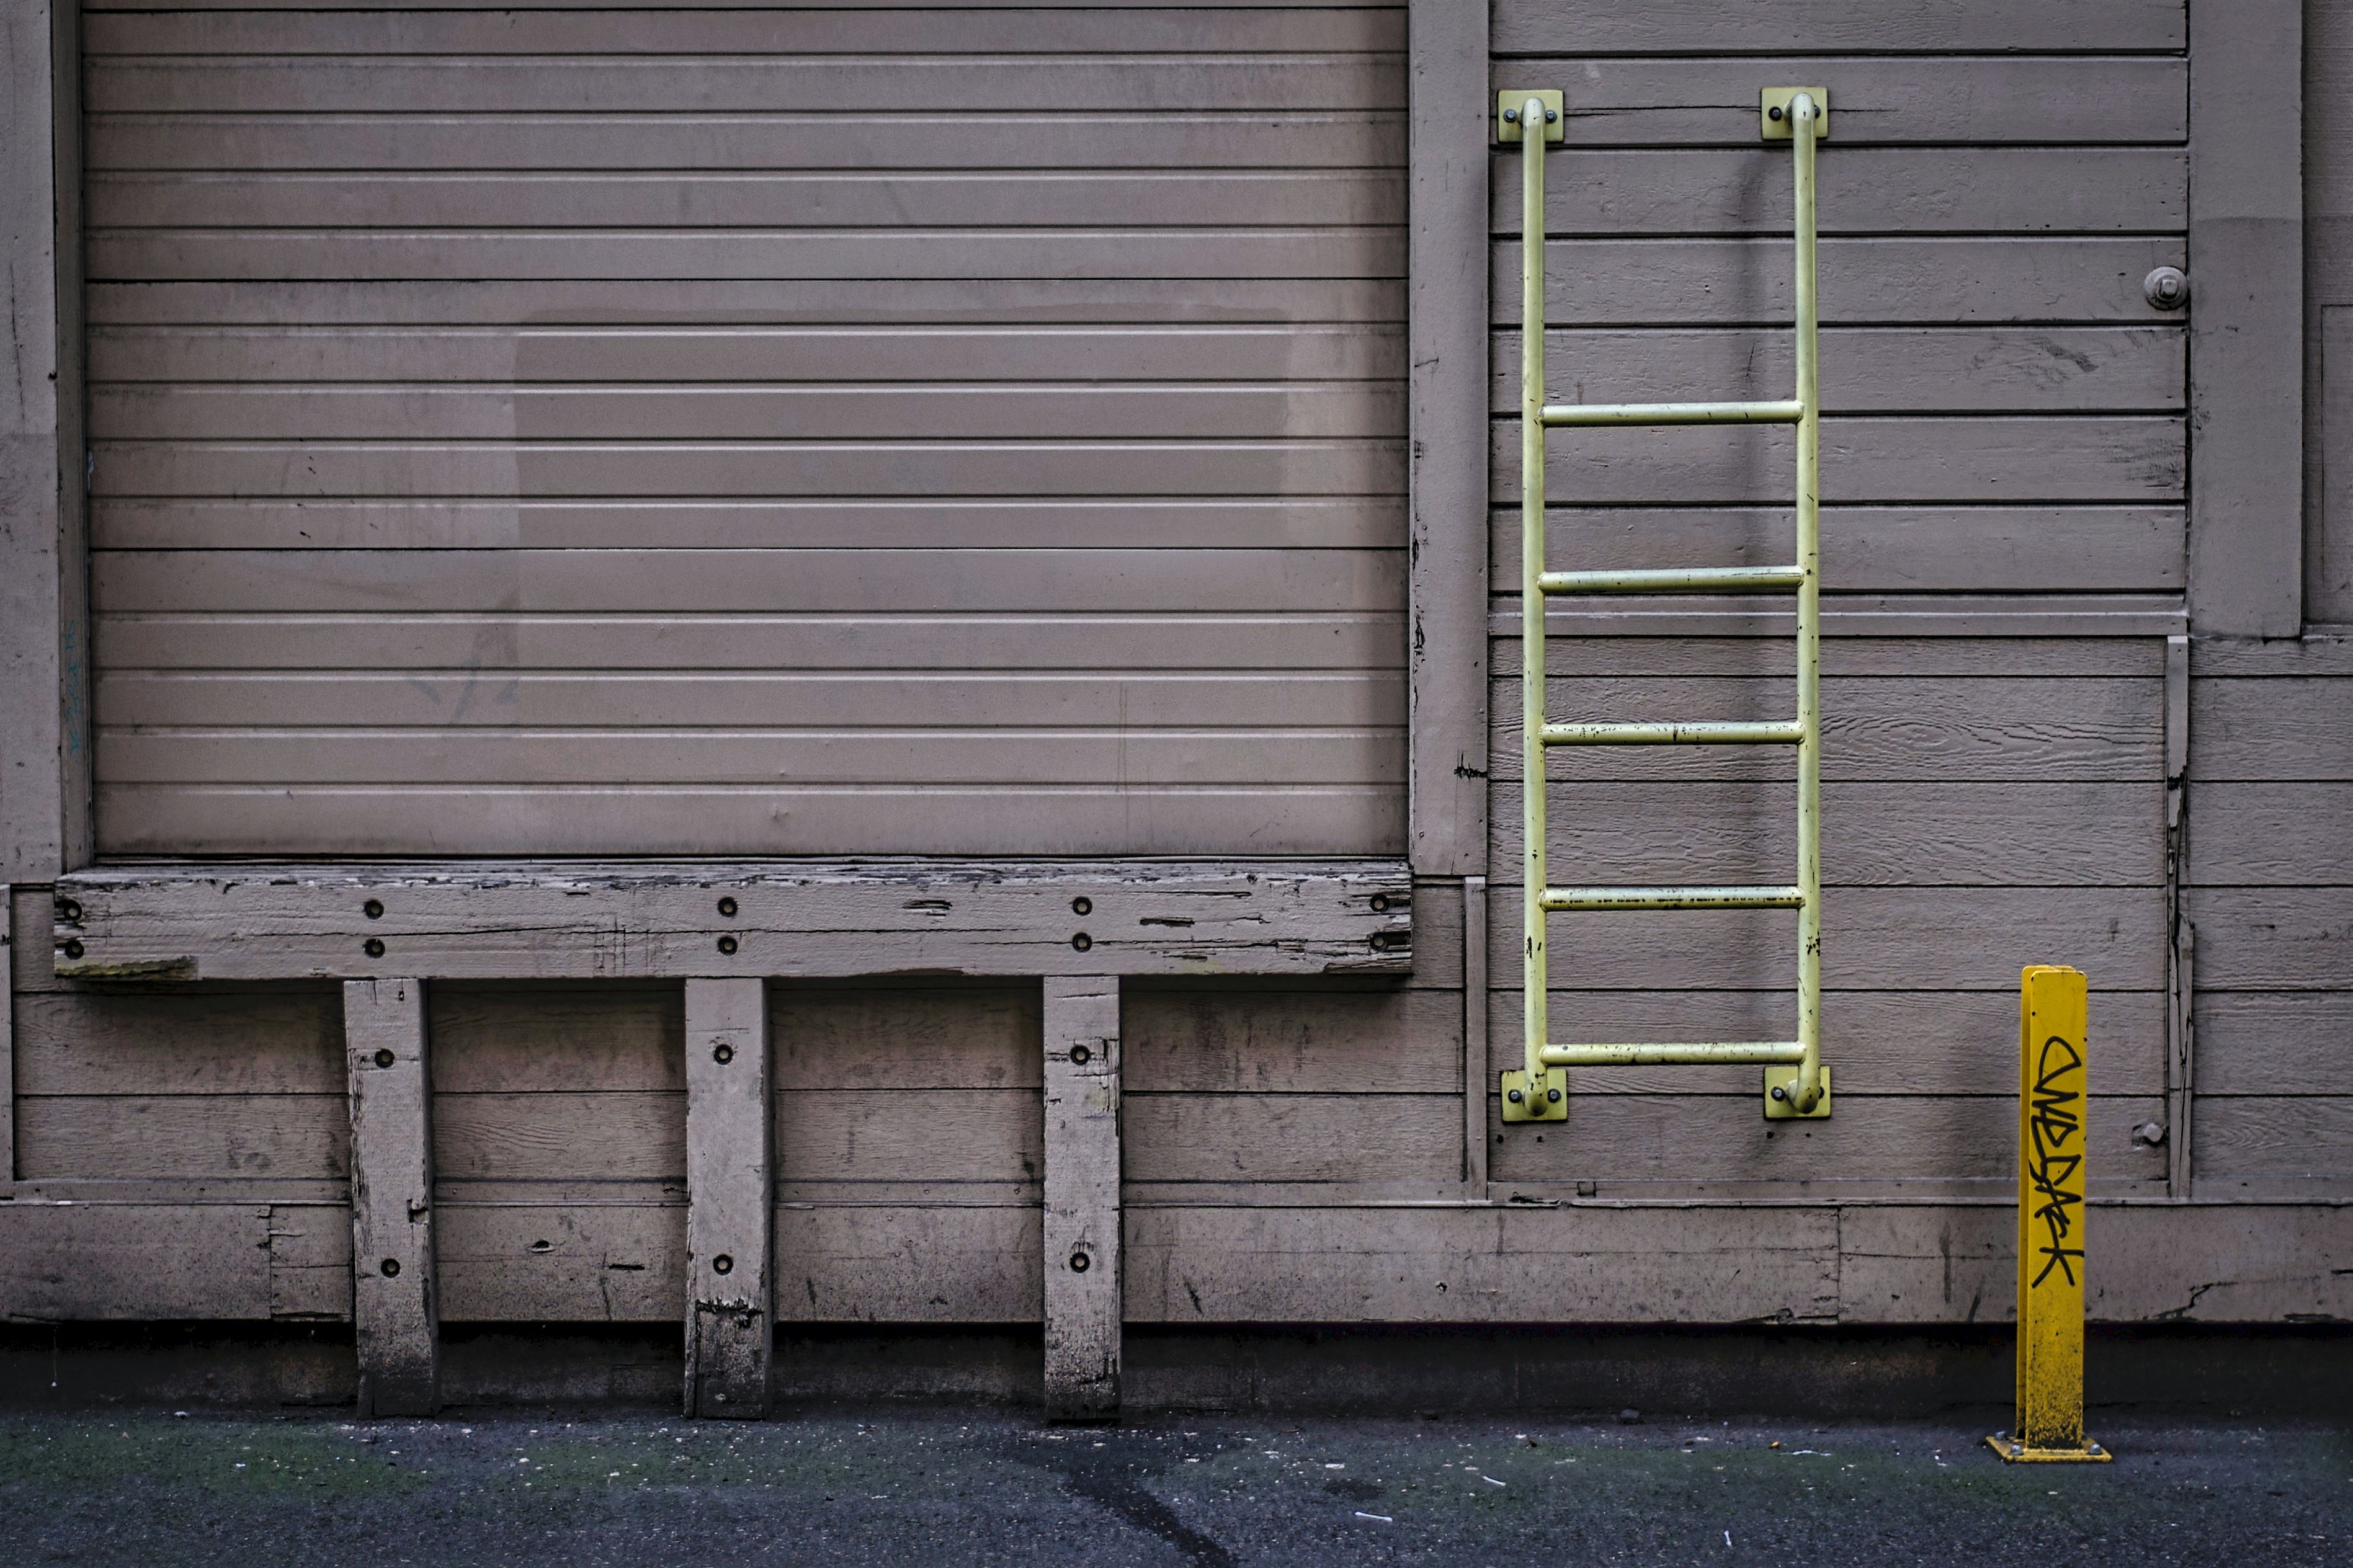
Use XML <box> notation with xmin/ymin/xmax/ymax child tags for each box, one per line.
<box><xmin>81</xmin><ymin>1</ymin><xmax>1409</xmax><ymax>856</ymax></box>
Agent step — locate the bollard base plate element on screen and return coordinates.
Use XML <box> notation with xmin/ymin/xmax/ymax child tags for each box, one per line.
<box><xmin>1985</xmin><ymin>1435</ymin><xmax>2110</xmax><ymax>1464</ymax></box>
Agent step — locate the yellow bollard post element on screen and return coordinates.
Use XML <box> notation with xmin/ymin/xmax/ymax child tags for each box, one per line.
<box><xmin>1988</xmin><ymin>965</ymin><xmax>2110</xmax><ymax>1463</ymax></box>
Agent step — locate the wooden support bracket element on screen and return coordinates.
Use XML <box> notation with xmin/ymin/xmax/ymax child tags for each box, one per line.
<box><xmin>1043</xmin><ymin>976</ymin><xmax>1122</xmax><ymax>1422</ymax></box>
<box><xmin>344</xmin><ymin>978</ymin><xmax>437</xmax><ymax>1416</ymax></box>
<box><xmin>685</xmin><ymin>977</ymin><xmax>772</xmax><ymax>1418</ymax></box>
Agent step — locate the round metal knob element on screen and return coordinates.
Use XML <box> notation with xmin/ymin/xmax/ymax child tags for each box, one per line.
<box><xmin>2143</xmin><ymin>265</ymin><xmax>2189</xmax><ymax>310</ymax></box>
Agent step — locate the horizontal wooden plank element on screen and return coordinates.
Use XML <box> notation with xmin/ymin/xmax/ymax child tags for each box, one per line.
<box><xmin>1493</xmin><ymin>327</ymin><xmax>2181</xmax><ymax>414</ymax></box>
<box><xmin>92</xmin><ymin>171</ymin><xmax>1404</xmax><ymax>231</ymax></box>
<box><xmin>1507</xmin><ymin>636</ymin><xmax>2169</xmax><ymax>680</ymax></box>
<box><xmin>1494</xmin><ymin>506</ymin><xmax>2184</xmax><ymax>594</ymax></box>
<box><xmin>1492</xmin><ymin>987</ymin><xmax>2169</xmax><ymax>1097</ymax></box>
<box><xmin>434</xmin><ymin>1090</ymin><xmax>685</xmax><ymax>1183</ymax></box>
<box><xmin>89</xmin><ymin>8</ymin><xmax>1406</xmax><ymax>56</ymax></box>
<box><xmin>2190</xmin><ymin>992</ymin><xmax>2353</xmax><ymax>1094</ymax></box>
<box><xmin>0</xmin><ymin>1203</ymin><xmax>276</xmax><ymax>1321</ymax></box>
<box><xmin>2190</xmin><ymin>635</ymin><xmax>2353</xmax><ymax>677</ymax></box>
<box><xmin>91</xmin><ymin>383</ymin><xmax>1405</xmax><ymax>443</ymax></box>
<box><xmin>85</xmin><ymin>277</ymin><xmax>1407</xmax><ymax>328</ymax></box>
<box><xmin>89</xmin><ymin>112</ymin><xmax>1407</xmax><ymax>174</ymax></box>
<box><xmin>91</xmin><ymin>783</ymin><xmax>1406</xmax><ymax>858</ymax></box>
<box><xmin>1502</xmin><ymin>595</ymin><xmax>2189</xmax><ymax>641</ymax></box>
<box><xmin>1488</xmin><ymin>673</ymin><xmax>2164</xmax><ymax>782</ymax></box>
<box><xmin>1482</xmin><ymin>886</ymin><xmax>2168</xmax><ymax>991</ymax></box>
<box><xmin>96</xmin><ymin>673</ymin><xmax>1403</xmax><ymax>729</ymax></box>
<box><xmin>775</xmin><ymin>1204</ymin><xmax>1041</xmax><ymax>1324</ymax></box>
<box><xmin>91</xmin><ymin>437</ymin><xmax>1408</xmax><ymax>499</ymax></box>
<box><xmin>92</xmin><ymin>549</ymin><xmax>1406</xmax><ymax>614</ymax></box>
<box><xmin>89</xmin><ymin>228</ymin><xmax>1407</xmax><ymax>283</ymax></box>
<box><xmin>774</xmin><ymin>983</ymin><xmax>1041</xmax><ymax>1092</ymax></box>
<box><xmin>2189</xmin><ymin>676</ymin><xmax>2353</xmax><ymax>780</ymax></box>
<box><xmin>14</xmin><ymin>987</ymin><xmax>341</xmax><ymax>1094</ymax></box>
<box><xmin>1489</xmin><ymin>148</ymin><xmax>2182</xmax><ymax>236</ymax></box>
<box><xmin>55</xmin><ymin>860</ymin><xmax>1413</xmax><ymax>982</ymax></box>
<box><xmin>86</xmin><ymin>57</ymin><xmax>1406</xmax><ymax>116</ymax></box>
<box><xmin>88</xmin><ymin>323</ymin><xmax>1406</xmax><ymax>385</ymax></box>
<box><xmin>266</xmin><ymin>1201</ymin><xmax>352</xmax><ymax>1321</ymax></box>
<box><xmin>1125</xmin><ymin>985</ymin><xmax>1463</xmax><ymax>1093</ymax></box>
<box><xmin>2188</xmin><ymin>783</ymin><xmax>2353</xmax><ymax>886</ymax></box>
<box><xmin>94</xmin><ymin>612</ymin><xmax>1408</xmax><ymax>670</ymax></box>
<box><xmin>1485</xmin><ymin>780</ymin><xmax>2163</xmax><ymax>888</ymax></box>
<box><xmin>1497</xmin><ymin>238</ymin><xmax>2186</xmax><ymax>325</ymax></box>
<box><xmin>1489</xmin><ymin>417</ymin><xmax>2183</xmax><ymax>505</ymax></box>
<box><xmin>96</xmin><ymin>728</ymin><xmax>1404</xmax><ymax>789</ymax></box>
<box><xmin>2181</xmin><ymin>888</ymin><xmax>2353</xmax><ymax>989</ymax></box>
<box><xmin>780</xmin><ymin>1089</ymin><xmax>1042</xmax><ymax>1187</ymax></box>
<box><xmin>1491</xmin><ymin>1</ymin><xmax>2182</xmax><ymax>53</ymax></box>
<box><xmin>430</xmin><ymin>983</ymin><xmax>683</xmax><ymax>1094</ymax></box>
<box><xmin>435</xmin><ymin>1201</ymin><xmax>684</xmax><ymax>1322</ymax></box>
<box><xmin>1125</xmin><ymin>1092</ymin><xmax>1460</xmax><ymax>1182</ymax></box>
<box><xmin>1493</xmin><ymin>56</ymin><xmax>2183</xmax><ymax>146</ymax></box>
<box><xmin>2194</xmin><ymin>1097</ymin><xmax>2353</xmax><ymax>1180</ymax></box>
<box><xmin>1489</xmin><ymin>1092</ymin><xmax>2169</xmax><ymax>1188</ymax></box>
<box><xmin>15</xmin><ymin>1094</ymin><xmax>348</xmax><ymax>1180</ymax></box>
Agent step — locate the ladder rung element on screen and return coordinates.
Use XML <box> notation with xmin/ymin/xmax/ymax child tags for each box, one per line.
<box><xmin>1540</xmin><ymin>1041</ymin><xmax>1806</xmax><ymax>1067</ymax></box>
<box><xmin>1540</xmin><ymin>399</ymin><xmax>1804</xmax><ymax>428</ymax></box>
<box><xmin>1537</xmin><ymin>564</ymin><xmax>1806</xmax><ymax>595</ymax></box>
<box><xmin>1541</xmin><ymin>884</ymin><xmax>1805</xmax><ymax>912</ymax></box>
<box><xmin>1542</xmin><ymin>719</ymin><xmax>1803</xmax><ymax>747</ymax></box>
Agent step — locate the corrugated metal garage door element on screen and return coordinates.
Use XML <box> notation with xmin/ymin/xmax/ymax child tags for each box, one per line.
<box><xmin>84</xmin><ymin>2</ymin><xmax>1407</xmax><ymax>857</ymax></box>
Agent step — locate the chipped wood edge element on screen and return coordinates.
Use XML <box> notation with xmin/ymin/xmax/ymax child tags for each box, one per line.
<box><xmin>1043</xmin><ymin>975</ymin><xmax>1122</xmax><ymax>1422</ymax></box>
<box><xmin>2164</xmin><ymin>633</ymin><xmax>2193</xmax><ymax>1198</ymax></box>
<box><xmin>684</xmin><ymin>976</ymin><xmax>772</xmax><ymax>1419</ymax></box>
<box><xmin>344</xmin><ymin>978</ymin><xmax>438</xmax><ymax>1415</ymax></box>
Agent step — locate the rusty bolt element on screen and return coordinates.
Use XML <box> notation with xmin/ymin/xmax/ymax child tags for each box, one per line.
<box><xmin>374</xmin><ymin>1048</ymin><xmax>396</xmax><ymax>1069</ymax></box>
<box><xmin>61</xmin><ymin>938</ymin><xmax>84</xmax><ymax>960</ymax></box>
<box><xmin>717</xmin><ymin>896</ymin><xmax>738</xmax><ymax>918</ymax></box>
<box><xmin>1069</xmin><ymin>1250</ymin><xmax>1091</xmax><ymax>1273</ymax></box>
<box><xmin>1071</xmin><ymin>896</ymin><xmax>1091</xmax><ymax>916</ymax></box>
<box><xmin>712</xmin><ymin>1254</ymin><xmax>734</xmax><ymax>1275</ymax></box>
<box><xmin>363</xmin><ymin>899</ymin><xmax>384</xmax><ymax>920</ymax></box>
<box><xmin>1070</xmin><ymin>1044</ymin><xmax>1091</xmax><ymax>1066</ymax></box>
<box><xmin>717</xmin><ymin>935</ymin><xmax>739</xmax><ymax>956</ymax></box>
<box><xmin>380</xmin><ymin>1258</ymin><xmax>400</xmax><ymax>1278</ymax></box>
<box><xmin>713</xmin><ymin>1043</ymin><xmax>734</xmax><ymax>1065</ymax></box>
<box><xmin>1071</xmin><ymin>932</ymin><xmax>1092</xmax><ymax>952</ymax></box>
<box><xmin>362</xmin><ymin>938</ymin><xmax>385</xmax><ymax>959</ymax></box>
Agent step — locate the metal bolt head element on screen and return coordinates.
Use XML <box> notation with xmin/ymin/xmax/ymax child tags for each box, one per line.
<box><xmin>61</xmin><ymin>938</ymin><xmax>84</xmax><ymax>960</ymax></box>
<box><xmin>1069</xmin><ymin>1043</ymin><xmax>1091</xmax><ymax>1066</ymax></box>
<box><xmin>1070</xmin><ymin>896</ymin><xmax>1091</xmax><ymax>917</ymax></box>
<box><xmin>1771</xmin><ymin>1085</ymin><xmax>1788</xmax><ymax>1101</ymax></box>
<box><xmin>374</xmin><ymin>1048</ymin><xmax>396</xmax><ymax>1069</ymax></box>
<box><xmin>1507</xmin><ymin>1089</ymin><xmax>1525</xmax><ymax>1103</ymax></box>
<box><xmin>1370</xmin><ymin>893</ymin><xmax>1388</xmax><ymax>913</ymax></box>
<box><xmin>2136</xmin><ymin>1121</ymin><xmax>2168</xmax><ymax>1145</ymax></box>
<box><xmin>712</xmin><ymin>1254</ymin><xmax>733</xmax><ymax>1275</ymax></box>
<box><xmin>2144</xmin><ymin>265</ymin><xmax>2189</xmax><ymax>310</ymax></box>
<box><xmin>56</xmin><ymin>897</ymin><xmax>81</xmax><ymax>923</ymax></box>
<box><xmin>716</xmin><ymin>934</ymin><xmax>739</xmax><ymax>956</ymax></box>
<box><xmin>1502</xmin><ymin>107</ymin><xmax>1519</xmax><ymax>123</ymax></box>
<box><xmin>717</xmin><ymin>896</ymin><xmax>738</xmax><ymax>918</ymax></box>
<box><xmin>362</xmin><ymin>937</ymin><xmax>385</xmax><ymax>958</ymax></box>
<box><xmin>1545</xmin><ymin>109</ymin><xmax>1558</xmax><ymax>123</ymax></box>
<box><xmin>380</xmin><ymin>1258</ymin><xmax>401</xmax><ymax>1278</ymax></box>
<box><xmin>1768</xmin><ymin>105</ymin><xmax>1784</xmax><ymax>121</ymax></box>
<box><xmin>1068</xmin><ymin>1250</ymin><xmax>1091</xmax><ymax>1273</ymax></box>
<box><xmin>1547</xmin><ymin>1088</ymin><xmax>1562</xmax><ymax>1103</ymax></box>
<box><xmin>713</xmin><ymin>1043</ymin><xmax>734</xmax><ymax>1065</ymax></box>
<box><xmin>363</xmin><ymin>899</ymin><xmax>384</xmax><ymax>920</ymax></box>
<box><xmin>1071</xmin><ymin>931</ymin><xmax>1092</xmax><ymax>952</ymax></box>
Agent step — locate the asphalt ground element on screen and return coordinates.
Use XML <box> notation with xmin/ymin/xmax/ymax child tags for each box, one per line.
<box><xmin>0</xmin><ymin>1408</ymin><xmax>2345</xmax><ymax>1567</ymax></box>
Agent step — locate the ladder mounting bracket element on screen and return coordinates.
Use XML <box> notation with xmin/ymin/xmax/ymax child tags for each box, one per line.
<box><xmin>1496</xmin><ymin>89</ymin><xmax>1565</xmax><ymax>144</ymax></box>
<box><xmin>1764</xmin><ymin>1064</ymin><xmax>1832</xmax><ymax>1120</ymax></box>
<box><xmin>1499</xmin><ymin>1067</ymin><xmax>1567</xmax><ymax>1123</ymax></box>
<box><xmin>1759</xmin><ymin>87</ymin><xmax>1829</xmax><ymax>141</ymax></box>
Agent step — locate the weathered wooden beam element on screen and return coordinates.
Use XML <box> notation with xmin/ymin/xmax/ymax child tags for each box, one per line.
<box><xmin>684</xmin><ymin>976</ymin><xmax>771</xmax><ymax>1418</ymax></box>
<box><xmin>2</xmin><ymin>882</ymin><xmax>14</xmax><ymax>1188</ymax></box>
<box><xmin>344</xmin><ymin>978</ymin><xmax>437</xmax><ymax>1414</ymax></box>
<box><xmin>51</xmin><ymin>860</ymin><xmax>1411</xmax><ymax>983</ymax></box>
<box><xmin>1461</xmin><ymin>876</ymin><xmax>1488</xmax><ymax>1192</ymax></box>
<box><xmin>1495</xmin><ymin>597</ymin><xmax>2188</xmax><ymax>639</ymax></box>
<box><xmin>1042</xmin><ymin>976</ymin><xmax>1121</xmax><ymax>1422</ymax></box>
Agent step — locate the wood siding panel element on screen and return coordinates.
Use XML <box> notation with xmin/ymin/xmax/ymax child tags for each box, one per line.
<box><xmin>84</xmin><ymin>4</ymin><xmax>1409</xmax><ymax>857</ymax></box>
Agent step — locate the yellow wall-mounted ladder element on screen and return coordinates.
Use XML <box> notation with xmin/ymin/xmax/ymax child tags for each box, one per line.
<box><xmin>1498</xmin><ymin>87</ymin><xmax>1832</xmax><ymax>1126</ymax></box>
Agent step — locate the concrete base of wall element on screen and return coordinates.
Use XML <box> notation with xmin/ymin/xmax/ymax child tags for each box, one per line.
<box><xmin>3</xmin><ymin>1323</ymin><xmax>2348</xmax><ymax>1419</ymax></box>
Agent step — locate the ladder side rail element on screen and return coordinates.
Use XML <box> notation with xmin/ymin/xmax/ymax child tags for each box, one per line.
<box><xmin>1789</xmin><ymin>91</ymin><xmax>1826</xmax><ymax>1115</ymax></box>
<box><xmin>1519</xmin><ymin>93</ymin><xmax>1551</xmax><ymax>1098</ymax></box>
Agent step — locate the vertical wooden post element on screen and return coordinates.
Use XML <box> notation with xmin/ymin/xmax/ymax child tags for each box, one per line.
<box><xmin>1</xmin><ymin>886</ymin><xmax>14</xmax><ymax>1188</ymax></box>
<box><xmin>344</xmin><ymin>978</ymin><xmax>438</xmax><ymax>1416</ymax></box>
<box><xmin>1990</xmin><ymin>966</ymin><xmax>2107</xmax><ymax>1463</ymax></box>
<box><xmin>684</xmin><ymin>976</ymin><xmax>771</xmax><ymax>1418</ymax></box>
<box><xmin>1461</xmin><ymin>876</ymin><xmax>1488</xmax><ymax>1191</ymax></box>
<box><xmin>1043</xmin><ymin>975</ymin><xmax>1121</xmax><ymax>1422</ymax></box>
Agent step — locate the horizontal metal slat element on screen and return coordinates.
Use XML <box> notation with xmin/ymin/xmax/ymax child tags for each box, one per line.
<box><xmin>1536</xmin><ymin>564</ymin><xmax>1806</xmax><ymax>595</ymax></box>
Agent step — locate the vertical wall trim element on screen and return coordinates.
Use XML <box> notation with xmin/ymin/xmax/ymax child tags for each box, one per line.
<box><xmin>1043</xmin><ymin>974</ymin><xmax>1122</xmax><ymax>1422</ymax></box>
<box><xmin>1</xmin><ymin>2</ymin><xmax>69</xmax><ymax>878</ymax></box>
<box><xmin>344</xmin><ymin>978</ymin><xmax>439</xmax><ymax>1416</ymax></box>
<box><xmin>684</xmin><ymin>976</ymin><xmax>772</xmax><ymax>1419</ymax></box>
<box><xmin>2163</xmin><ymin>635</ymin><xmax>2193</xmax><ymax>1198</ymax></box>
<box><xmin>1407</xmin><ymin>0</ymin><xmax>1492</xmax><ymax>874</ymax></box>
<box><xmin>1</xmin><ymin>883</ymin><xmax>13</xmax><ymax>1189</ymax></box>
<box><xmin>2187</xmin><ymin>0</ymin><xmax>2303</xmax><ymax>636</ymax></box>
<box><xmin>1461</xmin><ymin>875</ymin><xmax>1488</xmax><ymax>1190</ymax></box>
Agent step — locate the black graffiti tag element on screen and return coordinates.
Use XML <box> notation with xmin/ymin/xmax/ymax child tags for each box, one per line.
<box><xmin>2027</xmin><ymin>1032</ymin><xmax>2085</xmax><ymax>1288</ymax></box>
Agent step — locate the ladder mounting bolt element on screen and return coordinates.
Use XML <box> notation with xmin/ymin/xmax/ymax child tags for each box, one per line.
<box><xmin>1507</xmin><ymin>1089</ymin><xmax>1525</xmax><ymax>1104</ymax></box>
